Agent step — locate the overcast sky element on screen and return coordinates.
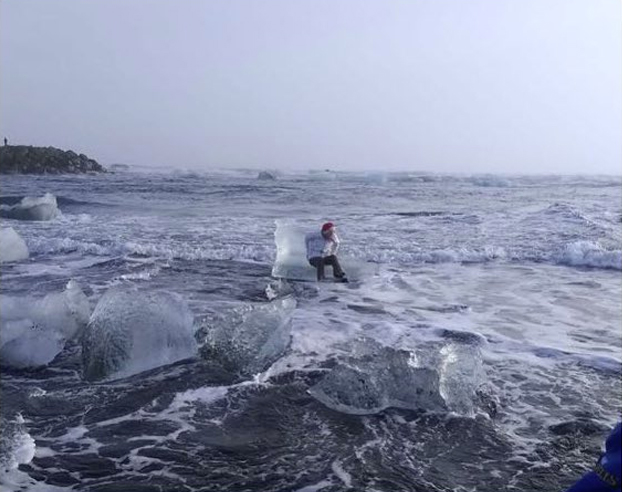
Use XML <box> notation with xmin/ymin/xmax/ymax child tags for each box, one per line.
<box><xmin>1</xmin><ymin>0</ymin><xmax>620</xmax><ymax>174</ymax></box>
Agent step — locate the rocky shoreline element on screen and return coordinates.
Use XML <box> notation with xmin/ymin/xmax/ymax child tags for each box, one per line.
<box><xmin>0</xmin><ymin>145</ymin><xmax>106</xmax><ymax>174</ymax></box>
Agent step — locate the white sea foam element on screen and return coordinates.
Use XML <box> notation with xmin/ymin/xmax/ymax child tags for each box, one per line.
<box><xmin>0</xmin><ymin>227</ymin><xmax>29</xmax><ymax>263</ymax></box>
<box><xmin>27</xmin><ymin>236</ymin><xmax>116</xmax><ymax>256</ymax></box>
<box><xmin>294</xmin><ymin>479</ymin><xmax>333</xmax><ymax>492</ymax></box>
<box><xmin>25</xmin><ymin>231</ymin><xmax>511</xmax><ymax>268</ymax></box>
<box><xmin>359</xmin><ymin>245</ymin><xmax>507</xmax><ymax>266</ymax></box>
<box><xmin>0</xmin><ymin>472</ymin><xmax>66</xmax><ymax>492</ymax></box>
<box><xmin>426</xmin><ymin>246</ymin><xmax>507</xmax><ymax>264</ymax></box>
<box><xmin>331</xmin><ymin>459</ymin><xmax>353</xmax><ymax>488</ymax></box>
<box><xmin>170</xmin><ymin>386</ymin><xmax>230</xmax><ymax>411</ymax></box>
<box><xmin>0</xmin><ymin>415</ymin><xmax>35</xmax><ymax>471</ymax></box>
<box><xmin>115</xmin><ymin>265</ymin><xmax>161</xmax><ymax>281</ymax></box>
<box><xmin>0</xmin><ymin>414</ymin><xmax>62</xmax><ymax>492</ymax></box>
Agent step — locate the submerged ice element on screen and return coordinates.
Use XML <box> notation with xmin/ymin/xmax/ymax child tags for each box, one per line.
<box><xmin>0</xmin><ymin>281</ymin><xmax>90</xmax><ymax>368</ymax></box>
<box><xmin>81</xmin><ymin>288</ymin><xmax>197</xmax><ymax>381</ymax></box>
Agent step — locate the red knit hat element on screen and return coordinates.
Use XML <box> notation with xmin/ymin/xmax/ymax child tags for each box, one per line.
<box><xmin>321</xmin><ymin>222</ymin><xmax>334</xmax><ymax>232</ymax></box>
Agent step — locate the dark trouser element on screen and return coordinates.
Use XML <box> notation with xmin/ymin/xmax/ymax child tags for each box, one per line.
<box><xmin>309</xmin><ymin>255</ymin><xmax>345</xmax><ymax>281</ymax></box>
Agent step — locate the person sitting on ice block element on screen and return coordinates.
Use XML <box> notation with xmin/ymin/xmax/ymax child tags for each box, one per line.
<box><xmin>305</xmin><ymin>222</ymin><xmax>348</xmax><ymax>282</ymax></box>
<box><xmin>565</xmin><ymin>421</ymin><xmax>621</xmax><ymax>492</ymax></box>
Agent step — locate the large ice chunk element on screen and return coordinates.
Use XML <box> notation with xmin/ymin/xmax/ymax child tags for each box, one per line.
<box><xmin>0</xmin><ymin>193</ymin><xmax>60</xmax><ymax>221</ymax></box>
<box><xmin>309</xmin><ymin>340</ymin><xmax>447</xmax><ymax>415</ymax></box>
<box><xmin>309</xmin><ymin>335</ymin><xmax>487</xmax><ymax>416</ymax></box>
<box><xmin>0</xmin><ymin>281</ymin><xmax>91</xmax><ymax>368</ymax></box>
<box><xmin>272</xmin><ymin>221</ymin><xmax>315</xmax><ymax>280</ymax></box>
<box><xmin>197</xmin><ymin>297</ymin><xmax>296</xmax><ymax>376</ymax></box>
<box><xmin>0</xmin><ymin>324</ymin><xmax>65</xmax><ymax>369</ymax></box>
<box><xmin>272</xmin><ymin>220</ymin><xmax>374</xmax><ymax>281</ymax></box>
<box><xmin>435</xmin><ymin>332</ymin><xmax>487</xmax><ymax>415</ymax></box>
<box><xmin>82</xmin><ymin>288</ymin><xmax>197</xmax><ymax>381</ymax></box>
<box><xmin>0</xmin><ymin>227</ymin><xmax>29</xmax><ymax>263</ymax></box>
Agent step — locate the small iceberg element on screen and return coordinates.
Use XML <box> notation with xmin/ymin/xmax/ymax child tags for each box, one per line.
<box><xmin>0</xmin><ymin>281</ymin><xmax>91</xmax><ymax>368</ymax></box>
<box><xmin>257</xmin><ymin>171</ymin><xmax>277</xmax><ymax>180</ymax></box>
<box><xmin>309</xmin><ymin>336</ymin><xmax>488</xmax><ymax>416</ymax></box>
<box><xmin>309</xmin><ymin>341</ymin><xmax>447</xmax><ymax>415</ymax></box>
<box><xmin>271</xmin><ymin>220</ymin><xmax>374</xmax><ymax>281</ymax></box>
<box><xmin>469</xmin><ymin>175</ymin><xmax>511</xmax><ymax>187</ymax></box>
<box><xmin>0</xmin><ymin>193</ymin><xmax>60</xmax><ymax>221</ymax></box>
<box><xmin>197</xmin><ymin>297</ymin><xmax>296</xmax><ymax>376</ymax></box>
<box><xmin>81</xmin><ymin>288</ymin><xmax>197</xmax><ymax>381</ymax></box>
<box><xmin>0</xmin><ymin>227</ymin><xmax>29</xmax><ymax>263</ymax></box>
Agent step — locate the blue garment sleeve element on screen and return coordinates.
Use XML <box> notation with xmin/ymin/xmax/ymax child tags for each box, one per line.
<box><xmin>565</xmin><ymin>422</ymin><xmax>621</xmax><ymax>492</ymax></box>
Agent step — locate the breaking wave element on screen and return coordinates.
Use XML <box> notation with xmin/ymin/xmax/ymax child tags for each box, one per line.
<box><xmin>554</xmin><ymin>241</ymin><xmax>622</xmax><ymax>270</ymax></box>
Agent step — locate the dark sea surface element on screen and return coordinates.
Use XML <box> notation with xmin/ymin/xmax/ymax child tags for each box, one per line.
<box><xmin>1</xmin><ymin>169</ymin><xmax>620</xmax><ymax>491</ymax></box>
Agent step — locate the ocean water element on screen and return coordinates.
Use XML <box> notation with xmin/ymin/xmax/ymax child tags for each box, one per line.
<box><xmin>0</xmin><ymin>169</ymin><xmax>620</xmax><ymax>491</ymax></box>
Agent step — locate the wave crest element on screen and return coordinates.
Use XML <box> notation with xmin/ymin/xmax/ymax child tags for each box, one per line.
<box><xmin>555</xmin><ymin>241</ymin><xmax>621</xmax><ymax>270</ymax></box>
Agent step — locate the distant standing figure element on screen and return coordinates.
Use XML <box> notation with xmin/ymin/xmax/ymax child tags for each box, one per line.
<box><xmin>3</xmin><ymin>137</ymin><xmax>7</xmax><ymax>146</ymax></box>
<box><xmin>305</xmin><ymin>222</ymin><xmax>348</xmax><ymax>282</ymax></box>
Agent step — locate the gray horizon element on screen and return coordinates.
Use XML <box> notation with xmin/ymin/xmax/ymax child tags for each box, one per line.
<box><xmin>1</xmin><ymin>0</ymin><xmax>620</xmax><ymax>175</ymax></box>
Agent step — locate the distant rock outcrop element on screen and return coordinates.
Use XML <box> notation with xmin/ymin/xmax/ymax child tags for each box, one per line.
<box><xmin>108</xmin><ymin>163</ymin><xmax>130</xmax><ymax>172</ymax></box>
<box><xmin>0</xmin><ymin>145</ymin><xmax>106</xmax><ymax>174</ymax></box>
